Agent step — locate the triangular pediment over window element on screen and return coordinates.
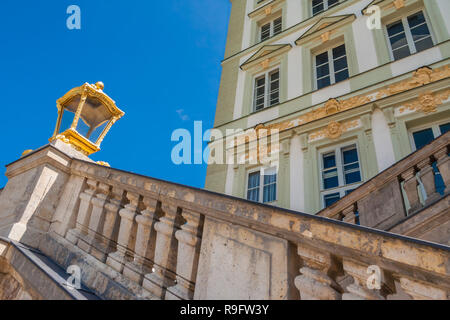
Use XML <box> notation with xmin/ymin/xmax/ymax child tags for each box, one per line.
<box><xmin>295</xmin><ymin>14</ymin><xmax>355</xmax><ymax>46</ymax></box>
<box><xmin>240</xmin><ymin>44</ymin><xmax>291</xmax><ymax>70</ymax></box>
<box><xmin>362</xmin><ymin>0</ymin><xmax>407</xmax><ymax>14</ymax></box>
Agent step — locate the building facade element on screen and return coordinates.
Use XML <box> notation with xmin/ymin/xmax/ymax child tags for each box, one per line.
<box><xmin>205</xmin><ymin>0</ymin><xmax>450</xmax><ymax>214</ymax></box>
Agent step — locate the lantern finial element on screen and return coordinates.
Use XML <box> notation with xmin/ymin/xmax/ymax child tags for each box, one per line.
<box><xmin>50</xmin><ymin>82</ymin><xmax>125</xmax><ymax>156</ymax></box>
<box><xmin>95</xmin><ymin>81</ymin><xmax>104</xmax><ymax>91</ymax></box>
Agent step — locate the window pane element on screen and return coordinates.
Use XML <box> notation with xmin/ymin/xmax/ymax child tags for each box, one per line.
<box><xmin>387</xmin><ymin>21</ymin><xmax>410</xmax><ymax>60</ymax></box>
<box><xmin>261</xmin><ymin>23</ymin><xmax>271</xmax><ymax>41</ymax></box>
<box><xmin>344</xmin><ymin>163</ymin><xmax>361</xmax><ymax>184</ymax></box>
<box><xmin>317</xmin><ymin>76</ymin><xmax>331</xmax><ymax>89</ymax></box>
<box><xmin>316</xmin><ymin>51</ymin><xmax>329</xmax><ymax>65</ymax></box>
<box><xmin>312</xmin><ymin>0</ymin><xmax>324</xmax><ymax>15</ymax></box>
<box><xmin>324</xmin><ymin>193</ymin><xmax>340</xmax><ymax>207</ymax></box>
<box><xmin>413</xmin><ymin>128</ymin><xmax>435</xmax><ymax>150</ymax></box>
<box><xmin>323</xmin><ymin>152</ymin><xmax>336</xmax><ymax>169</ymax></box>
<box><xmin>263</xmin><ymin>171</ymin><xmax>277</xmax><ymax>203</ymax></box>
<box><xmin>335</xmin><ymin>69</ymin><xmax>349</xmax><ymax>83</ymax></box>
<box><xmin>333</xmin><ymin>56</ymin><xmax>348</xmax><ymax>72</ymax></box>
<box><xmin>414</xmin><ymin>37</ymin><xmax>433</xmax><ymax>53</ymax></box>
<box><xmin>392</xmin><ymin>46</ymin><xmax>411</xmax><ymax>60</ymax></box>
<box><xmin>332</xmin><ymin>44</ymin><xmax>346</xmax><ymax>59</ymax></box>
<box><xmin>387</xmin><ymin>20</ymin><xmax>405</xmax><ymax>36</ymax></box>
<box><xmin>316</xmin><ymin>64</ymin><xmax>330</xmax><ymax>78</ymax></box>
<box><xmin>342</xmin><ymin>147</ymin><xmax>358</xmax><ymax>164</ymax></box>
<box><xmin>247</xmin><ymin>172</ymin><xmax>260</xmax><ymax>202</ymax></box>
<box><xmin>323</xmin><ymin>168</ymin><xmax>339</xmax><ymax>189</ymax></box>
<box><xmin>254</xmin><ymin>76</ymin><xmax>266</xmax><ymax>111</ymax></box>
<box><xmin>439</xmin><ymin>123</ymin><xmax>450</xmax><ymax>135</ymax></box>
<box><xmin>328</xmin><ymin>0</ymin><xmax>339</xmax><ymax>8</ymax></box>
<box><xmin>269</xmin><ymin>71</ymin><xmax>280</xmax><ymax>106</ymax></box>
<box><xmin>410</xmin><ymin>23</ymin><xmax>431</xmax><ymax>42</ymax></box>
<box><xmin>407</xmin><ymin>11</ymin><xmax>426</xmax><ymax>28</ymax></box>
<box><xmin>273</xmin><ymin>17</ymin><xmax>282</xmax><ymax>35</ymax></box>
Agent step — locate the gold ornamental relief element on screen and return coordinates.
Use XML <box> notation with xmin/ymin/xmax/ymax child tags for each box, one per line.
<box><xmin>401</xmin><ymin>90</ymin><xmax>450</xmax><ymax>114</ymax></box>
<box><xmin>326</xmin><ymin>121</ymin><xmax>343</xmax><ymax>139</ymax></box>
<box><xmin>376</xmin><ymin>66</ymin><xmax>450</xmax><ymax>99</ymax></box>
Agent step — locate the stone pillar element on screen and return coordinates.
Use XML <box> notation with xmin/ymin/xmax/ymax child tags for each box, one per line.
<box><xmin>123</xmin><ymin>197</ymin><xmax>159</xmax><ymax>284</ymax></box>
<box><xmin>142</xmin><ymin>203</ymin><xmax>178</xmax><ymax>299</ymax></box>
<box><xmin>77</xmin><ymin>183</ymin><xmax>111</xmax><ymax>253</ymax></box>
<box><xmin>399</xmin><ymin>277</ymin><xmax>447</xmax><ymax>300</ymax></box>
<box><xmin>166</xmin><ymin>209</ymin><xmax>203</xmax><ymax>300</ymax></box>
<box><xmin>66</xmin><ymin>179</ymin><xmax>98</xmax><ymax>245</ymax></box>
<box><xmin>90</xmin><ymin>187</ymin><xmax>124</xmax><ymax>262</ymax></box>
<box><xmin>434</xmin><ymin>148</ymin><xmax>450</xmax><ymax>194</ymax></box>
<box><xmin>106</xmin><ymin>192</ymin><xmax>139</xmax><ymax>273</ymax></box>
<box><xmin>294</xmin><ymin>245</ymin><xmax>341</xmax><ymax>300</ymax></box>
<box><xmin>342</xmin><ymin>259</ymin><xmax>390</xmax><ymax>300</ymax></box>
<box><xmin>417</xmin><ymin>158</ymin><xmax>439</xmax><ymax>205</ymax></box>
<box><xmin>342</xmin><ymin>204</ymin><xmax>357</xmax><ymax>224</ymax></box>
<box><xmin>401</xmin><ymin>168</ymin><xmax>421</xmax><ymax>214</ymax></box>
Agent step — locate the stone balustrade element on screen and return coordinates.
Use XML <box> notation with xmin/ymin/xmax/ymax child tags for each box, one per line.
<box><xmin>42</xmin><ymin>148</ymin><xmax>449</xmax><ymax>300</ymax></box>
<box><xmin>318</xmin><ymin>131</ymin><xmax>450</xmax><ymax>234</ymax></box>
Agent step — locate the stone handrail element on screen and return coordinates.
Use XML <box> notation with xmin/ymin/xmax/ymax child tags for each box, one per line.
<box><xmin>317</xmin><ymin>131</ymin><xmax>450</xmax><ymax>229</ymax></box>
<box><xmin>47</xmin><ymin>152</ymin><xmax>450</xmax><ymax>300</ymax></box>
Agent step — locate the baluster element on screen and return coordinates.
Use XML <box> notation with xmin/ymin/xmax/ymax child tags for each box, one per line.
<box><xmin>399</xmin><ymin>277</ymin><xmax>447</xmax><ymax>300</ymax></box>
<box><xmin>342</xmin><ymin>204</ymin><xmax>357</xmax><ymax>224</ymax></box>
<box><xmin>66</xmin><ymin>179</ymin><xmax>98</xmax><ymax>245</ymax></box>
<box><xmin>123</xmin><ymin>197</ymin><xmax>159</xmax><ymax>284</ymax></box>
<box><xmin>78</xmin><ymin>183</ymin><xmax>111</xmax><ymax>253</ymax></box>
<box><xmin>434</xmin><ymin>148</ymin><xmax>450</xmax><ymax>194</ymax></box>
<box><xmin>401</xmin><ymin>168</ymin><xmax>421</xmax><ymax>214</ymax></box>
<box><xmin>417</xmin><ymin>158</ymin><xmax>439</xmax><ymax>205</ymax></box>
<box><xmin>143</xmin><ymin>203</ymin><xmax>178</xmax><ymax>299</ymax></box>
<box><xmin>294</xmin><ymin>245</ymin><xmax>341</xmax><ymax>300</ymax></box>
<box><xmin>166</xmin><ymin>208</ymin><xmax>203</xmax><ymax>300</ymax></box>
<box><xmin>106</xmin><ymin>192</ymin><xmax>139</xmax><ymax>273</ymax></box>
<box><xmin>91</xmin><ymin>187</ymin><xmax>124</xmax><ymax>262</ymax></box>
<box><xmin>342</xmin><ymin>259</ymin><xmax>392</xmax><ymax>300</ymax></box>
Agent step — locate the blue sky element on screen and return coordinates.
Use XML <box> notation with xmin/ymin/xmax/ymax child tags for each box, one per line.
<box><xmin>0</xmin><ymin>0</ymin><xmax>231</xmax><ymax>188</ymax></box>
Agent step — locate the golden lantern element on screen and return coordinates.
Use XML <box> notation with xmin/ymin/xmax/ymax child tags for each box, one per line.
<box><xmin>50</xmin><ymin>82</ymin><xmax>125</xmax><ymax>155</ymax></box>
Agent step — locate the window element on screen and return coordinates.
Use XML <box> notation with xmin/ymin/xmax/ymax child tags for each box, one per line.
<box><xmin>312</xmin><ymin>0</ymin><xmax>339</xmax><ymax>16</ymax></box>
<box><xmin>315</xmin><ymin>44</ymin><xmax>349</xmax><ymax>90</ymax></box>
<box><xmin>410</xmin><ymin>122</ymin><xmax>450</xmax><ymax>196</ymax></box>
<box><xmin>260</xmin><ymin>17</ymin><xmax>283</xmax><ymax>42</ymax></box>
<box><xmin>247</xmin><ymin>168</ymin><xmax>277</xmax><ymax>203</ymax></box>
<box><xmin>386</xmin><ymin>11</ymin><xmax>434</xmax><ymax>61</ymax></box>
<box><xmin>320</xmin><ymin>144</ymin><xmax>362</xmax><ymax>208</ymax></box>
<box><xmin>254</xmin><ymin>68</ymin><xmax>280</xmax><ymax>111</ymax></box>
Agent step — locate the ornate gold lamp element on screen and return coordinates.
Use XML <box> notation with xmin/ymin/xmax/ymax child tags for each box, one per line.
<box><xmin>50</xmin><ymin>82</ymin><xmax>125</xmax><ymax>155</ymax></box>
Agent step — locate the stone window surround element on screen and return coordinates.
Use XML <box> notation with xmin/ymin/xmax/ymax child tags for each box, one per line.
<box><xmin>381</xmin><ymin>5</ymin><xmax>436</xmax><ymax>62</ymax></box>
<box><xmin>300</xmin><ymin>23</ymin><xmax>358</xmax><ymax>95</ymax></box>
<box><xmin>318</xmin><ymin>140</ymin><xmax>363</xmax><ymax>208</ymax></box>
<box><xmin>312</xmin><ymin>40</ymin><xmax>349</xmax><ymax>90</ymax></box>
<box><xmin>252</xmin><ymin>65</ymin><xmax>281</xmax><ymax>111</ymax></box>
<box><xmin>249</xmin><ymin>2</ymin><xmax>286</xmax><ymax>46</ymax></box>
<box><xmin>245</xmin><ymin>165</ymin><xmax>279</xmax><ymax>204</ymax></box>
<box><xmin>241</xmin><ymin>50</ymin><xmax>289</xmax><ymax>116</ymax></box>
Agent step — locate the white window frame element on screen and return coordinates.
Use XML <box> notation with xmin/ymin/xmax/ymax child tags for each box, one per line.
<box><xmin>319</xmin><ymin>142</ymin><xmax>363</xmax><ymax>208</ymax></box>
<box><xmin>259</xmin><ymin>16</ymin><xmax>283</xmax><ymax>42</ymax></box>
<box><xmin>252</xmin><ymin>66</ymin><xmax>280</xmax><ymax>112</ymax></box>
<box><xmin>313</xmin><ymin>43</ymin><xmax>348</xmax><ymax>90</ymax></box>
<box><xmin>384</xmin><ymin>9</ymin><xmax>435</xmax><ymax>62</ymax></box>
<box><xmin>408</xmin><ymin>120</ymin><xmax>450</xmax><ymax>151</ymax></box>
<box><xmin>246</xmin><ymin>166</ymin><xmax>278</xmax><ymax>204</ymax></box>
<box><xmin>311</xmin><ymin>0</ymin><xmax>340</xmax><ymax>17</ymax></box>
